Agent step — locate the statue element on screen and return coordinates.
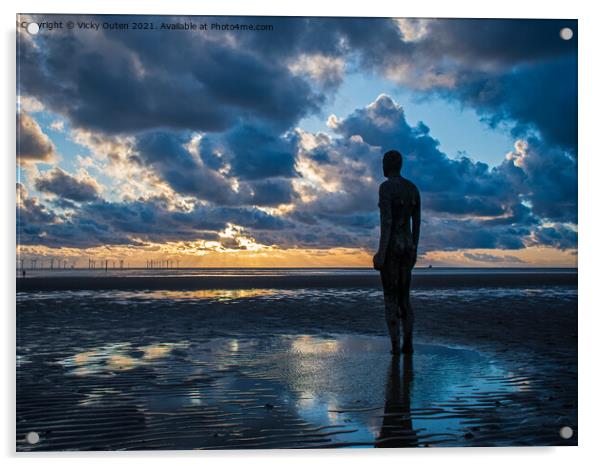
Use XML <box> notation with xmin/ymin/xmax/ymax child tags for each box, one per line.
<box><xmin>373</xmin><ymin>150</ymin><xmax>421</xmax><ymax>354</ymax></box>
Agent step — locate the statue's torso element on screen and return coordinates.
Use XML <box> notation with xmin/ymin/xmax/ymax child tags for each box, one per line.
<box><xmin>380</xmin><ymin>176</ymin><xmax>419</xmax><ymax>256</ymax></box>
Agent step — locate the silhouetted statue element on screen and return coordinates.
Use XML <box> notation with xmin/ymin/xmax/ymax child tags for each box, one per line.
<box><xmin>376</xmin><ymin>354</ymin><xmax>418</xmax><ymax>447</ymax></box>
<box><xmin>373</xmin><ymin>150</ymin><xmax>421</xmax><ymax>355</ymax></box>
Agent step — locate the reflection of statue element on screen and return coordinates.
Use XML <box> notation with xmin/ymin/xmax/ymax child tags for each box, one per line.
<box><xmin>376</xmin><ymin>354</ymin><xmax>418</xmax><ymax>448</ymax></box>
<box><xmin>373</xmin><ymin>150</ymin><xmax>421</xmax><ymax>354</ymax></box>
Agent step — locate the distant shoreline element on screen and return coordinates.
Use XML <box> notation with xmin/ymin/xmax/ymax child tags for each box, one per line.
<box><xmin>17</xmin><ymin>271</ymin><xmax>577</xmax><ymax>292</ymax></box>
<box><xmin>15</xmin><ymin>266</ymin><xmax>578</xmax><ymax>270</ymax></box>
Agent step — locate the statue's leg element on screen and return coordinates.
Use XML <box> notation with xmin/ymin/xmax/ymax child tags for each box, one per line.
<box><xmin>399</xmin><ymin>261</ymin><xmax>414</xmax><ymax>354</ymax></box>
<box><xmin>384</xmin><ymin>293</ymin><xmax>401</xmax><ymax>354</ymax></box>
<box><xmin>381</xmin><ymin>256</ymin><xmax>401</xmax><ymax>354</ymax></box>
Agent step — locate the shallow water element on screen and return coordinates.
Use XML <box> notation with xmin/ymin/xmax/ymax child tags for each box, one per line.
<box><xmin>18</xmin><ymin>334</ymin><xmax>522</xmax><ymax>450</ymax></box>
<box><xmin>16</xmin><ymin>282</ymin><xmax>577</xmax><ymax>449</ymax></box>
<box><xmin>18</xmin><ymin>285</ymin><xmax>577</xmax><ymax>304</ymax></box>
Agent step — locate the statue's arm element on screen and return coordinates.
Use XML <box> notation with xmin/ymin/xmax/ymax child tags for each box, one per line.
<box><xmin>412</xmin><ymin>189</ymin><xmax>421</xmax><ymax>248</ymax></box>
<box><xmin>376</xmin><ymin>183</ymin><xmax>393</xmax><ymax>257</ymax></box>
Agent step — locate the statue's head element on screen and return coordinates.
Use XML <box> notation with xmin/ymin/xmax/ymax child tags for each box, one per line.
<box><xmin>383</xmin><ymin>150</ymin><xmax>402</xmax><ymax>177</ymax></box>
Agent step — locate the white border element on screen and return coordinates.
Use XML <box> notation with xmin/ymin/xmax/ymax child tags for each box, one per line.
<box><xmin>3</xmin><ymin>1</ymin><xmax>600</xmax><ymax>465</ymax></box>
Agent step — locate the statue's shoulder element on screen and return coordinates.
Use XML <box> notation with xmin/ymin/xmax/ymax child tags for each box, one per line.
<box><xmin>403</xmin><ymin>177</ymin><xmax>420</xmax><ymax>195</ymax></box>
<box><xmin>379</xmin><ymin>179</ymin><xmax>393</xmax><ymax>192</ymax></box>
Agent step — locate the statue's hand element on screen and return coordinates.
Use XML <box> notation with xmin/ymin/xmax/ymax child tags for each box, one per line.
<box><xmin>373</xmin><ymin>252</ymin><xmax>385</xmax><ymax>271</ymax></box>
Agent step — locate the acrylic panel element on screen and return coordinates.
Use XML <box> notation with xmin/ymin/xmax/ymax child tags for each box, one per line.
<box><xmin>16</xmin><ymin>15</ymin><xmax>578</xmax><ymax>450</ymax></box>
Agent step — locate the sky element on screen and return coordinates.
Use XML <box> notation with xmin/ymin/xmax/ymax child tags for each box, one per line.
<box><xmin>16</xmin><ymin>16</ymin><xmax>578</xmax><ymax>267</ymax></box>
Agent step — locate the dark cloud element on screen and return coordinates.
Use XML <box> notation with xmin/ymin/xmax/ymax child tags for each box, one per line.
<box><xmin>529</xmin><ymin>223</ymin><xmax>578</xmax><ymax>250</ymax></box>
<box><xmin>18</xmin><ymin>15</ymin><xmax>325</xmax><ymax>135</ymax></box>
<box><xmin>34</xmin><ymin>167</ymin><xmax>100</xmax><ymax>202</ymax></box>
<box><xmin>18</xmin><ymin>16</ymin><xmax>576</xmax><ymax>155</ymax></box>
<box><xmin>412</xmin><ymin>20</ymin><xmax>578</xmax><ymax>151</ymax></box>
<box><xmin>326</xmin><ymin>95</ymin><xmax>514</xmax><ymax>216</ymax></box>
<box><xmin>49</xmin><ymin>198</ymin><xmax>78</xmax><ymax>210</ymax></box>
<box><xmin>212</xmin><ymin>206</ymin><xmax>291</xmax><ymax>231</ymax></box>
<box><xmin>247</xmin><ymin>178</ymin><xmax>297</xmax><ymax>206</ymax></box>
<box><xmin>424</xmin><ymin>19</ymin><xmax>577</xmax><ymax>142</ymax></box>
<box><xmin>420</xmin><ymin>19</ymin><xmax>576</xmax><ymax>67</ymax></box>
<box><xmin>135</xmin><ymin>131</ymin><xmax>236</xmax><ymax>204</ymax></box>
<box><xmin>286</xmin><ymin>94</ymin><xmax>575</xmax><ymax>252</ymax></box>
<box><xmin>17</xmin><ymin>189</ymin><xmax>291</xmax><ymax>248</ymax></box>
<box><xmin>17</xmin><ymin>93</ymin><xmax>577</xmax><ymax>254</ymax></box>
<box><xmin>325</xmin><ymin>18</ymin><xmax>578</xmax><ymax>151</ymax></box>
<box><xmin>499</xmin><ymin>138</ymin><xmax>577</xmax><ymax>223</ymax></box>
<box><xmin>135</xmin><ymin>129</ymin><xmax>299</xmax><ymax>207</ymax></box>
<box><xmin>15</xmin><ymin>15</ymin><xmax>577</xmax><ymax>255</ymax></box>
<box><xmin>222</xmin><ymin>124</ymin><xmax>299</xmax><ymax>180</ymax></box>
<box><xmin>17</xmin><ymin>111</ymin><xmax>56</xmax><ymax>163</ymax></box>
<box><xmin>17</xmin><ymin>183</ymin><xmax>58</xmax><ymax>244</ymax></box>
<box><xmin>420</xmin><ymin>218</ymin><xmax>528</xmax><ymax>251</ymax></box>
<box><xmin>449</xmin><ymin>55</ymin><xmax>577</xmax><ymax>151</ymax></box>
<box><xmin>76</xmin><ymin>199</ymin><xmax>289</xmax><ymax>246</ymax></box>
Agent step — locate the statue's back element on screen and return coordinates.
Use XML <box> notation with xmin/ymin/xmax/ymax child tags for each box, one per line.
<box><xmin>380</xmin><ymin>176</ymin><xmax>419</xmax><ymax>257</ymax></box>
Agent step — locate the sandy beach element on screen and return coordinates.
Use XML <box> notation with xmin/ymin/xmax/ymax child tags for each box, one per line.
<box><xmin>16</xmin><ymin>269</ymin><xmax>577</xmax><ymax>449</ymax></box>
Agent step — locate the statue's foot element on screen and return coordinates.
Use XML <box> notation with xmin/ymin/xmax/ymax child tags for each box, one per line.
<box><xmin>390</xmin><ymin>348</ymin><xmax>401</xmax><ymax>355</ymax></box>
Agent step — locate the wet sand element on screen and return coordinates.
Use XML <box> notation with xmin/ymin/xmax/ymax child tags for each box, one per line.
<box><xmin>16</xmin><ymin>274</ymin><xmax>577</xmax><ymax>450</ymax></box>
<box><xmin>16</xmin><ymin>269</ymin><xmax>576</xmax><ymax>291</ymax></box>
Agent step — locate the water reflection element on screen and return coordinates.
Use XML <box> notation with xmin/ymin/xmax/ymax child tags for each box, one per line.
<box><xmin>19</xmin><ymin>285</ymin><xmax>577</xmax><ymax>307</ymax></box>
<box><xmin>376</xmin><ymin>354</ymin><xmax>418</xmax><ymax>448</ymax></box>
<box><xmin>45</xmin><ymin>335</ymin><xmax>523</xmax><ymax>448</ymax></box>
<box><xmin>291</xmin><ymin>335</ymin><xmax>340</xmax><ymax>354</ymax></box>
<box><xmin>59</xmin><ymin>342</ymin><xmax>188</xmax><ymax>375</ymax></box>
<box><xmin>141</xmin><ymin>289</ymin><xmax>284</xmax><ymax>301</ymax></box>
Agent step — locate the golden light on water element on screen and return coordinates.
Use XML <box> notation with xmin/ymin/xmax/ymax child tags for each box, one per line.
<box><xmin>141</xmin><ymin>343</ymin><xmax>176</xmax><ymax>360</ymax></box>
<box><xmin>291</xmin><ymin>335</ymin><xmax>340</xmax><ymax>354</ymax></box>
<box><xmin>63</xmin><ymin>342</ymin><xmax>189</xmax><ymax>375</ymax></box>
<box><xmin>106</xmin><ymin>354</ymin><xmax>138</xmax><ymax>371</ymax></box>
<box><xmin>145</xmin><ymin>289</ymin><xmax>284</xmax><ymax>301</ymax></box>
<box><xmin>73</xmin><ymin>351</ymin><xmax>95</xmax><ymax>365</ymax></box>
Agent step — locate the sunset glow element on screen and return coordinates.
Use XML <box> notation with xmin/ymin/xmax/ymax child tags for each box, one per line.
<box><xmin>16</xmin><ymin>16</ymin><xmax>577</xmax><ymax>268</ymax></box>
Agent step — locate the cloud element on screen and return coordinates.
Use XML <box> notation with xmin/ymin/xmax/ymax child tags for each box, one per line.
<box><xmin>285</xmin><ymin>94</ymin><xmax>576</xmax><ymax>252</ymax></box>
<box><xmin>222</xmin><ymin>123</ymin><xmax>299</xmax><ymax>180</ymax></box>
<box><xmin>18</xmin><ymin>16</ymin><xmax>576</xmax><ymax>156</ymax></box>
<box><xmin>500</xmin><ymin>138</ymin><xmax>577</xmax><ymax>223</ymax></box>
<box><xmin>394</xmin><ymin>19</ymin><xmax>430</xmax><ymax>42</ymax></box>
<box><xmin>528</xmin><ymin>223</ymin><xmax>578</xmax><ymax>250</ymax></box>
<box><xmin>296</xmin><ymin>17</ymin><xmax>577</xmax><ymax>151</ymax></box>
<box><xmin>50</xmin><ymin>120</ymin><xmax>65</xmax><ymax>132</ymax></box>
<box><xmin>463</xmin><ymin>252</ymin><xmax>526</xmax><ymax>264</ymax></box>
<box><xmin>247</xmin><ymin>178</ymin><xmax>297</xmax><ymax>206</ymax></box>
<box><xmin>17</xmin><ymin>16</ymin><xmax>325</xmax><ymax>135</ymax></box>
<box><xmin>15</xmin><ymin>14</ymin><xmax>577</xmax><ymax>257</ymax></box>
<box><xmin>449</xmin><ymin>56</ymin><xmax>577</xmax><ymax>151</ymax></box>
<box><xmin>135</xmin><ymin>131</ymin><xmax>237</xmax><ymax>204</ymax></box>
<box><xmin>17</xmin><ymin>111</ymin><xmax>56</xmax><ymax>164</ymax></box>
<box><xmin>16</xmin><ymin>94</ymin><xmax>577</xmax><ymax>255</ymax></box>
<box><xmin>324</xmin><ymin>94</ymin><xmax>515</xmax><ymax>216</ymax></box>
<box><xmin>133</xmin><ymin>129</ymin><xmax>301</xmax><ymax>209</ymax></box>
<box><xmin>288</xmin><ymin>53</ymin><xmax>346</xmax><ymax>88</ymax></box>
<box><xmin>390</xmin><ymin>19</ymin><xmax>578</xmax><ymax>151</ymax></box>
<box><xmin>419</xmin><ymin>218</ymin><xmax>529</xmax><ymax>252</ymax></box>
<box><xmin>18</xmin><ymin>95</ymin><xmax>44</xmax><ymax>113</ymax></box>
<box><xmin>34</xmin><ymin>167</ymin><xmax>101</xmax><ymax>202</ymax></box>
<box><xmin>16</xmin><ymin>188</ymin><xmax>292</xmax><ymax>249</ymax></box>
<box><xmin>17</xmin><ymin>183</ymin><xmax>58</xmax><ymax>244</ymax></box>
